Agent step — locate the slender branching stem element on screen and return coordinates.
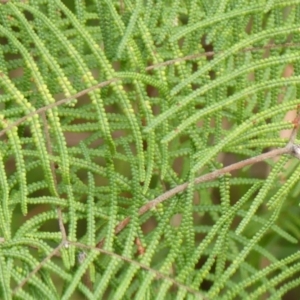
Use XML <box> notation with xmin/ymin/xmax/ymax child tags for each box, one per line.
<box><xmin>72</xmin><ymin>242</ymin><xmax>207</xmax><ymax>299</ymax></box>
<box><xmin>0</xmin><ymin>78</ymin><xmax>119</xmax><ymax>139</ymax></box>
<box><xmin>106</xmin><ymin>146</ymin><xmax>292</xmax><ymax>239</ymax></box>
<box><xmin>145</xmin><ymin>42</ymin><xmax>300</xmax><ymax>71</ymax></box>
<box><xmin>0</xmin><ymin>43</ymin><xmax>299</xmax><ymax>139</ymax></box>
<box><xmin>13</xmin><ymin>243</ymin><xmax>64</xmax><ymax>295</ymax></box>
<box><xmin>102</xmin><ymin>117</ymin><xmax>300</xmax><ymax>244</ymax></box>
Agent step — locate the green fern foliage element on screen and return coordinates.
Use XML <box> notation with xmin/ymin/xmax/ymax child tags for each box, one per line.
<box><xmin>1</xmin><ymin>0</ymin><xmax>300</xmax><ymax>299</ymax></box>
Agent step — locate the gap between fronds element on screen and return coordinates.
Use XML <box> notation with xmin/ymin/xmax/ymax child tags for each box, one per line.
<box><xmin>12</xmin><ymin>240</ymin><xmax>206</xmax><ymax>299</ymax></box>
<box><xmin>41</xmin><ymin>112</ymin><xmax>67</xmax><ymax>241</ymax></box>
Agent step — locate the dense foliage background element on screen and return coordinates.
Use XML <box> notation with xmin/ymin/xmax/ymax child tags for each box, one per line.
<box><xmin>1</xmin><ymin>0</ymin><xmax>300</xmax><ymax>299</ymax></box>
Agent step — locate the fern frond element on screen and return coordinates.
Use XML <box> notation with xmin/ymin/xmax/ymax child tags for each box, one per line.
<box><xmin>1</xmin><ymin>0</ymin><xmax>300</xmax><ymax>298</ymax></box>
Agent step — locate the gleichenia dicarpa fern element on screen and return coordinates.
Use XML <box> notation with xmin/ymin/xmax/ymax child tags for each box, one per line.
<box><xmin>1</xmin><ymin>0</ymin><xmax>300</xmax><ymax>299</ymax></box>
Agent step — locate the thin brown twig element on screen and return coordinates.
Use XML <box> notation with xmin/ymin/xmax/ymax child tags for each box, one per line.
<box><xmin>12</xmin><ymin>114</ymin><xmax>70</xmax><ymax>296</ymax></box>
<box><xmin>145</xmin><ymin>42</ymin><xmax>300</xmax><ymax>71</ymax></box>
<box><xmin>96</xmin><ymin>147</ymin><xmax>295</xmax><ymax>247</ymax></box>
<box><xmin>102</xmin><ymin>147</ymin><xmax>291</xmax><ymax>241</ymax></box>
<box><xmin>72</xmin><ymin>241</ymin><xmax>207</xmax><ymax>299</ymax></box>
<box><xmin>0</xmin><ymin>78</ymin><xmax>119</xmax><ymax>138</ymax></box>
<box><xmin>97</xmin><ymin>115</ymin><xmax>300</xmax><ymax>246</ymax></box>
<box><xmin>0</xmin><ymin>43</ymin><xmax>299</xmax><ymax>139</ymax></box>
<box><xmin>12</xmin><ymin>242</ymin><xmax>65</xmax><ymax>295</ymax></box>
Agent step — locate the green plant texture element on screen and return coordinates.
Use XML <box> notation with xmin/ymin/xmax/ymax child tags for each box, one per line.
<box><xmin>2</xmin><ymin>0</ymin><xmax>300</xmax><ymax>299</ymax></box>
